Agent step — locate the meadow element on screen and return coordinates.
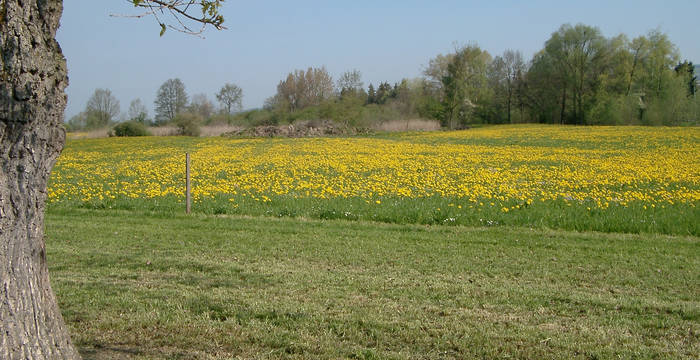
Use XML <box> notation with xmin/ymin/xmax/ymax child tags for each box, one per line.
<box><xmin>50</xmin><ymin>125</ymin><xmax>699</xmax><ymax>235</ymax></box>
<box><xmin>45</xmin><ymin>125</ymin><xmax>700</xmax><ymax>358</ymax></box>
<box><xmin>47</xmin><ymin>208</ymin><xmax>699</xmax><ymax>359</ymax></box>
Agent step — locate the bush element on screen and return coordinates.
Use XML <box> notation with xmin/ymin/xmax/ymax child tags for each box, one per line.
<box><xmin>174</xmin><ymin>112</ymin><xmax>203</xmax><ymax>136</ymax></box>
<box><xmin>110</xmin><ymin>121</ymin><xmax>151</xmax><ymax>137</ymax></box>
<box><xmin>207</xmin><ymin>113</ymin><xmax>235</xmax><ymax>126</ymax></box>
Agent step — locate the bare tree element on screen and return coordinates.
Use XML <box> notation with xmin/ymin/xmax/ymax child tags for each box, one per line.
<box><xmin>154</xmin><ymin>78</ymin><xmax>188</xmax><ymax>124</ymax></box>
<box><xmin>128</xmin><ymin>98</ymin><xmax>150</xmax><ymax>123</ymax></box>
<box><xmin>336</xmin><ymin>69</ymin><xmax>364</xmax><ymax>93</ymax></box>
<box><xmin>0</xmin><ymin>2</ymin><xmax>224</xmax><ymax>359</ymax></box>
<box><xmin>85</xmin><ymin>88</ymin><xmax>120</xmax><ymax>127</ymax></box>
<box><xmin>216</xmin><ymin>83</ymin><xmax>243</xmax><ymax>114</ymax></box>
<box><xmin>490</xmin><ymin>50</ymin><xmax>525</xmax><ymax>123</ymax></box>
<box><xmin>189</xmin><ymin>93</ymin><xmax>216</xmax><ymax>120</ymax></box>
<box><xmin>275</xmin><ymin>67</ymin><xmax>334</xmax><ymax>111</ymax></box>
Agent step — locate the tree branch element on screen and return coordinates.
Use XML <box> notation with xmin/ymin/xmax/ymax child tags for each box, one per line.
<box><xmin>126</xmin><ymin>0</ymin><xmax>226</xmax><ymax>36</ymax></box>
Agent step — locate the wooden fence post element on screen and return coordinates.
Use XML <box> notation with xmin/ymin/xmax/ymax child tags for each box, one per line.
<box><xmin>186</xmin><ymin>152</ymin><xmax>191</xmax><ymax>214</ymax></box>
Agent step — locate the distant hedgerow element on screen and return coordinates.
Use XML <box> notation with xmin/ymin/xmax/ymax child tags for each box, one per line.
<box><xmin>111</xmin><ymin>121</ymin><xmax>151</xmax><ymax>137</ymax></box>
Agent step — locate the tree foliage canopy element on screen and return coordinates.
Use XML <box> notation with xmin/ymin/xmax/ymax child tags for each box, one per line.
<box><xmin>216</xmin><ymin>83</ymin><xmax>243</xmax><ymax>114</ymax></box>
<box><xmin>273</xmin><ymin>67</ymin><xmax>334</xmax><ymax>112</ymax></box>
<box><xmin>154</xmin><ymin>78</ymin><xmax>188</xmax><ymax>124</ymax></box>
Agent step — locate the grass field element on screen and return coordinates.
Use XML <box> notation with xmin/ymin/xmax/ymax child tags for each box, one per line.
<box><xmin>46</xmin><ymin>125</ymin><xmax>699</xmax><ymax>358</ymax></box>
<box><xmin>47</xmin><ymin>208</ymin><xmax>699</xmax><ymax>359</ymax></box>
<box><xmin>49</xmin><ymin>125</ymin><xmax>699</xmax><ymax>235</ymax></box>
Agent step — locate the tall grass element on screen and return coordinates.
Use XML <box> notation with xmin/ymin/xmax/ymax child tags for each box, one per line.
<box><xmin>50</xmin><ymin>194</ymin><xmax>699</xmax><ymax>236</ymax></box>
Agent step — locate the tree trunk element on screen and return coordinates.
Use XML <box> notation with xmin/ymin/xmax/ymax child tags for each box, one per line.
<box><xmin>1</xmin><ymin>1</ymin><xmax>80</xmax><ymax>359</ymax></box>
<box><xmin>560</xmin><ymin>87</ymin><xmax>566</xmax><ymax>125</ymax></box>
<box><xmin>506</xmin><ymin>81</ymin><xmax>512</xmax><ymax>124</ymax></box>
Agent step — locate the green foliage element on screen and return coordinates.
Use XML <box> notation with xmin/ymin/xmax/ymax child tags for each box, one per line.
<box><xmin>64</xmin><ymin>113</ymin><xmax>85</xmax><ymax>132</ymax></box>
<box><xmin>366</xmin><ymin>83</ymin><xmax>376</xmax><ymax>104</ymax></box>
<box><xmin>129</xmin><ymin>111</ymin><xmax>149</xmax><ymax>125</ymax></box>
<box><xmin>588</xmin><ymin>95</ymin><xmax>627</xmax><ymax>125</ymax></box>
<box><xmin>374</xmin><ymin>82</ymin><xmax>393</xmax><ymax>104</ymax></box>
<box><xmin>320</xmin><ymin>96</ymin><xmax>367</xmax><ymax>127</ymax></box>
<box><xmin>440</xmin><ymin>45</ymin><xmax>492</xmax><ymax>128</ymax></box>
<box><xmin>416</xmin><ymin>95</ymin><xmax>444</xmax><ymax>120</ymax></box>
<box><xmin>174</xmin><ymin>112</ymin><xmax>202</xmax><ymax>136</ymax></box>
<box><xmin>110</xmin><ymin>121</ymin><xmax>151</xmax><ymax>137</ymax></box>
<box><xmin>643</xmin><ymin>75</ymin><xmax>697</xmax><ymax>126</ymax></box>
<box><xmin>231</xmin><ymin>75</ymin><xmax>439</xmax><ymax>130</ymax></box>
<box><xmin>216</xmin><ymin>83</ymin><xmax>243</xmax><ymax>115</ymax></box>
<box><xmin>517</xmin><ymin>26</ymin><xmax>697</xmax><ymax>126</ymax></box>
<box><xmin>65</xmin><ymin>109</ymin><xmax>115</xmax><ymax>131</ymax></box>
<box><xmin>538</xmin><ymin>24</ymin><xmax>608</xmax><ymax>124</ymax></box>
<box><xmin>229</xmin><ymin>108</ymin><xmax>277</xmax><ymax>127</ymax></box>
<box><xmin>675</xmin><ymin>61</ymin><xmax>697</xmax><ymax>96</ymax></box>
<box><xmin>222</xmin><ymin>26</ymin><xmax>694</xmax><ymax>132</ymax></box>
<box><xmin>77</xmin><ymin>23</ymin><xmax>697</xmax><ymax>132</ymax></box>
<box><xmin>207</xmin><ymin>112</ymin><xmax>235</xmax><ymax>125</ymax></box>
<box><xmin>488</xmin><ymin>50</ymin><xmax>526</xmax><ymax>124</ymax></box>
<box><xmin>362</xmin><ymin>103</ymin><xmax>402</xmax><ymax>124</ymax></box>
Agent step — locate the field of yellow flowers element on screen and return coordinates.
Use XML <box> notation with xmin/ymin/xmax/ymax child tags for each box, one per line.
<box><xmin>49</xmin><ymin>125</ymin><xmax>699</xmax><ymax>235</ymax></box>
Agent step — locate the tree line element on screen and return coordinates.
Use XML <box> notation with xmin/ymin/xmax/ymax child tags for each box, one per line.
<box><xmin>253</xmin><ymin>24</ymin><xmax>697</xmax><ymax>129</ymax></box>
<box><xmin>67</xmin><ymin>23</ymin><xmax>698</xmax><ymax>133</ymax></box>
<box><xmin>66</xmin><ymin>79</ymin><xmax>243</xmax><ymax>133</ymax></box>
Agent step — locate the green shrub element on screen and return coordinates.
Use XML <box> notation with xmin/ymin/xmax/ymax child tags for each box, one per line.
<box><xmin>207</xmin><ymin>113</ymin><xmax>235</xmax><ymax>125</ymax></box>
<box><xmin>174</xmin><ymin>112</ymin><xmax>203</xmax><ymax>136</ymax></box>
<box><xmin>111</xmin><ymin>121</ymin><xmax>151</xmax><ymax>137</ymax></box>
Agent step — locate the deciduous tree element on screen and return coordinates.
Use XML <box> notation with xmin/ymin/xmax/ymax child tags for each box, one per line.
<box><xmin>489</xmin><ymin>50</ymin><xmax>525</xmax><ymax>123</ymax></box>
<box><xmin>0</xmin><ymin>2</ymin><xmax>224</xmax><ymax>359</ymax></box>
<box><xmin>675</xmin><ymin>61</ymin><xmax>697</xmax><ymax>96</ymax></box>
<box><xmin>85</xmin><ymin>88</ymin><xmax>120</xmax><ymax>127</ymax></box>
<box><xmin>441</xmin><ymin>44</ymin><xmax>491</xmax><ymax>128</ymax></box>
<box><xmin>423</xmin><ymin>53</ymin><xmax>454</xmax><ymax>95</ymax></box>
<box><xmin>128</xmin><ymin>98</ymin><xmax>150</xmax><ymax>124</ymax></box>
<box><xmin>337</xmin><ymin>69</ymin><xmax>364</xmax><ymax>94</ymax></box>
<box><xmin>189</xmin><ymin>93</ymin><xmax>215</xmax><ymax>120</ymax></box>
<box><xmin>216</xmin><ymin>83</ymin><xmax>243</xmax><ymax>114</ymax></box>
<box><xmin>274</xmin><ymin>67</ymin><xmax>334</xmax><ymax>111</ymax></box>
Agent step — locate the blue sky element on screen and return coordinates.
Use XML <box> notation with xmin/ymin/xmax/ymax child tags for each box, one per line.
<box><xmin>57</xmin><ymin>1</ymin><xmax>700</xmax><ymax>120</ymax></box>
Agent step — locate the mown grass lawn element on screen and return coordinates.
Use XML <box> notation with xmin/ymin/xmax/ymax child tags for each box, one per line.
<box><xmin>47</xmin><ymin>208</ymin><xmax>699</xmax><ymax>359</ymax></box>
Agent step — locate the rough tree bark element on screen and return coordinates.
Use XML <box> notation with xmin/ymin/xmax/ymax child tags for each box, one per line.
<box><xmin>0</xmin><ymin>0</ymin><xmax>80</xmax><ymax>358</ymax></box>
